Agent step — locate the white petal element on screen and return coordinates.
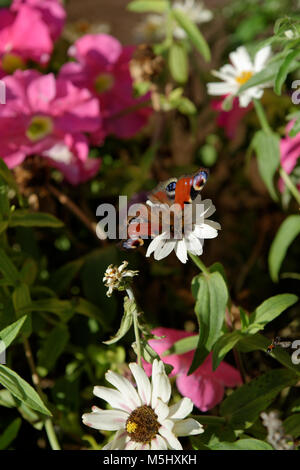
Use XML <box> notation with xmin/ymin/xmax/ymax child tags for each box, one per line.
<box><xmin>168</xmin><ymin>397</ymin><xmax>193</xmax><ymax>420</ymax></box>
<box><xmin>93</xmin><ymin>386</ymin><xmax>133</xmax><ymax>413</ymax></box>
<box><xmin>125</xmin><ymin>440</ymin><xmax>143</xmax><ymax>450</ymax></box>
<box><xmin>102</xmin><ymin>430</ymin><xmax>128</xmax><ymax>450</ymax></box>
<box><xmin>196</xmin><ymin>223</ymin><xmax>218</xmax><ymax>239</ymax></box>
<box><xmin>129</xmin><ymin>362</ymin><xmax>151</xmax><ymax>406</ymax></box>
<box><xmin>151</xmin><ymin>360</ymin><xmax>171</xmax><ymax>408</ymax></box>
<box><xmin>82</xmin><ymin>410</ymin><xmax>127</xmax><ymax>431</ymax></box>
<box><xmin>207</xmin><ymin>82</ymin><xmax>238</xmax><ymax>96</ymax></box>
<box><xmin>105</xmin><ymin>370</ymin><xmax>141</xmax><ymax>410</ymax></box>
<box><xmin>159</xmin><ymin>426</ymin><xmax>183</xmax><ymax>450</ymax></box>
<box><xmin>155</xmin><ymin>398</ymin><xmax>170</xmax><ymax>423</ymax></box>
<box><xmin>175</xmin><ymin>239</ymin><xmax>188</xmax><ymax>263</ymax></box>
<box><xmin>173</xmin><ymin>418</ymin><xmax>204</xmax><ymax>436</ymax></box>
<box><xmin>203</xmin><ymin>219</ymin><xmax>222</xmax><ymax>230</ymax></box>
<box><xmin>239</xmin><ymin>91</ymin><xmax>253</xmax><ymax>107</ymax></box>
<box><xmin>146</xmin><ymin>232</ymin><xmax>167</xmax><ymax>257</ymax></box>
<box><xmin>201</xmin><ymin>199</ymin><xmax>216</xmax><ymax>218</ymax></box>
<box><xmin>150</xmin><ymin>435</ymin><xmax>168</xmax><ymax>450</ymax></box>
<box><xmin>254</xmin><ymin>45</ymin><xmax>272</xmax><ymax>72</ymax></box>
<box><xmin>154</xmin><ymin>239</ymin><xmax>176</xmax><ymax>261</ymax></box>
<box><xmin>185</xmin><ymin>234</ymin><xmax>203</xmax><ymax>255</ymax></box>
<box><xmin>230</xmin><ymin>46</ymin><xmax>253</xmax><ymax>72</ymax></box>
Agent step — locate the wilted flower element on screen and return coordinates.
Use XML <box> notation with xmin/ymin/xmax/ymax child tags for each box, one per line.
<box><xmin>207</xmin><ymin>45</ymin><xmax>272</xmax><ymax>107</ymax></box>
<box><xmin>143</xmin><ymin>328</ymin><xmax>242</xmax><ymax>412</ymax></box>
<box><xmin>146</xmin><ymin>196</ymin><xmax>221</xmax><ymax>264</ymax></box>
<box><xmin>261</xmin><ymin>411</ymin><xmax>295</xmax><ymax>450</ymax></box>
<box><xmin>103</xmin><ymin>261</ymin><xmax>139</xmax><ymax>297</ymax></box>
<box><xmin>59</xmin><ymin>34</ymin><xmax>152</xmax><ymax>141</ymax></box>
<box><xmin>0</xmin><ymin>70</ymin><xmax>101</xmax><ymax>184</ymax></box>
<box><xmin>82</xmin><ymin>360</ymin><xmax>203</xmax><ymax>449</ymax></box>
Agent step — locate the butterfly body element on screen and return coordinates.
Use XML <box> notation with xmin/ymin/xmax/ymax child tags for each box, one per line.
<box><xmin>123</xmin><ymin>168</ymin><xmax>209</xmax><ymax>249</ymax></box>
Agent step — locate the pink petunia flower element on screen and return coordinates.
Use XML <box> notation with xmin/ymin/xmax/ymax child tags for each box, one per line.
<box><xmin>59</xmin><ymin>33</ymin><xmax>152</xmax><ymax>141</ymax></box>
<box><xmin>212</xmin><ymin>96</ymin><xmax>252</xmax><ymax>139</ymax></box>
<box><xmin>12</xmin><ymin>0</ymin><xmax>66</xmax><ymax>41</ymax></box>
<box><xmin>0</xmin><ymin>69</ymin><xmax>101</xmax><ymax>185</ymax></box>
<box><xmin>279</xmin><ymin>120</ymin><xmax>300</xmax><ymax>193</ymax></box>
<box><xmin>142</xmin><ymin>327</ymin><xmax>242</xmax><ymax>412</ymax></box>
<box><xmin>0</xmin><ymin>1</ymin><xmax>65</xmax><ymax>76</ymax></box>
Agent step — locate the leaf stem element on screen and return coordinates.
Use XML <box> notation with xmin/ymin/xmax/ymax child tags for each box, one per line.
<box><xmin>279</xmin><ymin>167</ymin><xmax>300</xmax><ymax>206</ymax></box>
<box><xmin>126</xmin><ymin>287</ymin><xmax>142</xmax><ymax>367</ymax></box>
<box><xmin>188</xmin><ymin>252</ymin><xmax>210</xmax><ymax>275</ymax></box>
<box><xmin>253</xmin><ymin>99</ymin><xmax>272</xmax><ymax>134</ymax></box>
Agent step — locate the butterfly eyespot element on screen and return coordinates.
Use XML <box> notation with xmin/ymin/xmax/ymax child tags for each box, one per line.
<box><xmin>193</xmin><ymin>170</ymin><xmax>209</xmax><ymax>191</ymax></box>
<box><xmin>165</xmin><ymin>179</ymin><xmax>177</xmax><ymax>198</ymax></box>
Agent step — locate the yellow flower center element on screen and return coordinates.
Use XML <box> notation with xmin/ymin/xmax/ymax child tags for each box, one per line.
<box><xmin>235</xmin><ymin>70</ymin><xmax>253</xmax><ymax>85</ymax></box>
<box><xmin>126</xmin><ymin>421</ymin><xmax>138</xmax><ymax>433</ymax></box>
<box><xmin>26</xmin><ymin>116</ymin><xmax>54</xmax><ymax>142</ymax></box>
<box><xmin>126</xmin><ymin>405</ymin><xmax>160</xmax><ymax>444</ymax></box>
<box><xmin>1</xmin><ymin>53</ymin><xmax>26</xmax><ymax>74</ymax></box>
<box><xmin>94</xmin><ymin>73</ymin><xmax>115</xmax><ymax>93</ymax></box>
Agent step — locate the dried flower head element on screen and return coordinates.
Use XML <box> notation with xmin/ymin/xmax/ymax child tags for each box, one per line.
<box><xmin>103</xmin><ymin>261</ymin><xmax>139</xmax><ymax>297</ymax></box>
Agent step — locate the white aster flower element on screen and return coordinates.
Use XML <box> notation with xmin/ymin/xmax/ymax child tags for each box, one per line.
<box><xmin>135</xmin><ymin>1</ymin><xmax>212</xmax><ymax>41</ymax></box>
<box><xmin>82</xmin><ymin>360</ymin><xmax>203</xmax><ymax>450</ymax></box>
<box><xmin>173</xmin><ymin>0</ymin><xmax>213</xmax><ymax>39</ymax></box>
<box><xmin>103</xmin><ymin>261</ymin><xmax>139</xmax><ymax>297</ymax></box>
<box><xmin>207</xmin><ymin>45</ymin><xmax>272</xmax><ymax>107</ymax></box>
<box><xmin>146</xmin><ymin>196</ymin><xmax>220</xmax><ymax>264</ymax></box>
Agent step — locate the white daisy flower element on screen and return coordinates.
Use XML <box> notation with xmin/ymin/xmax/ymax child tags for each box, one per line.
<box><xmin>173</xmin><ymin>0</ymin><xmax>213</xmax><ymax>39</ymax></box>
<box><xmin>103</xmin><ymin>261</ymin><xmax>139</xmax><ymax>297</ymax></box>
<box><xmin>135</xmin><ymin>1</ymin><xmax>212</xmax><ymax>41</ymax></box>
<box><xmin>146</xmin><ymin>196</ymin><xmax>221</xmax><ymax>264</ymax></box>
<box><xmin>82</xmin><ymin>359</ymin><xmax>203</xmax><ymax>450</ymax></box>
<box><xmin>207</xmin><ymin>45</ymin><xmax>272</xmax><ymax>107</ymax></box>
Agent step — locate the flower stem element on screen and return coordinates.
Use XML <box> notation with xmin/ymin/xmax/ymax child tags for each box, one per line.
<box><xmin>279</xmin><ymin>167</ymin><xmax>300</xmax><ymax>206</ymax></box>
<box><xmin>188</xmin><ymin>252</ymin><xmax>210</xmax><ymax>276</ymax></box>
<box><xmin>253</xmin><ymin>98</ymin><xmax>272</xmax><ymax>134</ymax></box>
<box><xmin>23</xmin><ymin>338</ymin><xmax>61</xmax><ymax>450</ymax></box>
<box><xmin>126</xmin><ymin>287</ymin><xmax>142</xmax><ymax>367</ymax></box>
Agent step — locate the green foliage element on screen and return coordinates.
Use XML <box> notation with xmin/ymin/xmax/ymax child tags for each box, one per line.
<box><xmin>251</xmin><ymin>131</ymin><xmax>280</xmax><ymax>201</ymax></box>
<box><xmin>173</xmin><ymin>9</ymin><xmax>211</xmax><ymax>61</ymax></box>
<box><xmin>268</xmin><ymin>215</ymin><xmax>300</xmax><ymax>282</ymax></box>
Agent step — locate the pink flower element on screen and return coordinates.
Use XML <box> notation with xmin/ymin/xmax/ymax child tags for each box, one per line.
<box><xmin>142</xmin><ymin>327</ymin><xmax>242</xmax><ymax>412</ymax></box>
<box><xmin>0</xmin><ymin>70</ymin><xmax>101</xmax><ymax>184</ymax></box>
<box><xmin>12</xmin><ymin>0</ymin><xmax>66</xmax><ymax>41</ymax></box>
<box><xmin>212</xmin><ymin>96</ymin><xmax>252</xmax><ymax>139</ymax></box>
<box><xmin>279</xmin><ymin>120</ymin><xmax>300</xmax><ymax>193</ymax></box>
<box><xmin>0</xmin><ymin>1</ymin><xmax>65</xmax><ymax>76</ymax></box>
<box><xmin>59</xmin><ymin>34</ymin><xmax>152</xmax><ymax>141</ymax></box>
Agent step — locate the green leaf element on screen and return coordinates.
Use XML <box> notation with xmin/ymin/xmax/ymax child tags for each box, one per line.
<box><xmin>0</xmin><ymin>418</ymin><xmax>21</xmax><ymax>450</ymax></box>
<box><xmin>127</xmin><ymin>0</ymin><xmax>168</xmax><ymax>13</ymax></box>
<box><xmin>37</xmin><ymin>326</ymin><xmax>70</xmax><ymax>377</ymax></box>
<box><xmin>103</xmin><ymin>297</ymin><xmax>134</xmax><ymax>345</ymax></box>
<box><xmin>209</xmin><ymin>438</ymin><xmax>272</xmax><ymax>450</ymax></box>
<box><xmin>275</xmin><ymin>50</ymin><xmax>300</xmax><ymax>95</ymax></box>
<box><xmin>269</xmin><ymin>215</ymin><xmax>300</xmax><ymax>282</ymax></box>
<box><xmin>0</xmin><ymin>247</ymin><xmax>20</xmax><ymax>284</ymax></box>
<box><xmin>220</xmin><ymin>369</ymin><xmax>298</xmax><ymax>429</ymax></box>
<box><xmin>20</xmin><ymin>258</ymin><xmax>38</xmax><ymax>285</ymax></box>
<box><xmin>248</xmin><ymin>294</ymin><xmax>298</xmax><ymax>333</ymax></box>
<box><xmin>212</xmin><ymin>331</ymin><xmax>243</xmax><ymax>370</ymax></box>
<box><xmin>164</xmin><ymin>334</ymin><xmax>198</xmax><ymax>356</ymax></box>
<box><xmin>168</xmin><ymin>42</ymin><xmax>189</xmax><ymax>83</ymax></box>
<box><xmin>189</xmin><ymin>271</ymin><xmax>228</xmax><ymax>372</ymax></box>
<box><xmin>0</xmin><ymin>365</ymin><xmax>51</xmax><ymax>416</ymax></box>
<box><xmin>237</xmin><ymin>333</ymin><xmax>300</xmax><ymax>375</ymax></box>
<box><xmin>283</xmin><ymin>414</ymin><xmax>300</xmax><ymax>438</ymax></box>
<box><xmin>0</xmin><ymin>159</ymin><xmax>21</xmax><ymax>202</ymax></box>
<box><xmin>18</xmin><ymin>298</ymin><xmax>74</xmax><ymax>321</ymax></box>
<box><xmin>0</xmin><ymin>315</ymin><xmax>27</xmax><ymax>352</ymax></box>
<box><xmin>9</xmin><ymin>210</ymin><xmax>63</xmax><ymax>228</ymax></box>
<box><xmin>49</xmin><ymin>258</ymin><xmax>84</xmax><ymax>295</ymax></box>
<box><xmin>252</xmin><ymin>130</ymin><xmax>280</xmax><ymax>201</ymax></box>
<box><xmin>173</xmin><ymin>9</ymin><xmax>210</xmax><ymax>61</ymax></box>
<box><xmin>12</xmin><ymin>283</ymin><xmax>31</xmax><ymax>314</ymax></box>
